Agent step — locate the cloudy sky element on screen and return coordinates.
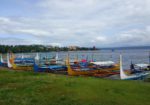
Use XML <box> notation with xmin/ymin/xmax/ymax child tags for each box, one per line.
<box><xmin>0</xmin><ymin>0</ymin><xmax>150</xmax><ymax>47</ymax></box>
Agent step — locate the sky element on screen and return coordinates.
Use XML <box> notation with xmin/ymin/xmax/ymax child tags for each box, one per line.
<box><xmin>0</xmin><ymin>0</ymin><xmax>150</xmax><ymax>47</ymax></box>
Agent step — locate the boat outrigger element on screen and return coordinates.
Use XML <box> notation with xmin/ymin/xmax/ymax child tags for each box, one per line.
<box><xmin>119</xmin><ymin>55</ymin><xmax>149</xmax><ymax>80</ymax></box>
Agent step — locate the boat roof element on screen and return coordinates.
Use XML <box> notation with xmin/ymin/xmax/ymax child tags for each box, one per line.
<box><xmin>90</xmin><ymin>61</ymin><xmax>115</xmax><ymax>66</ymax></box>
<box><xmin>135</xmin><ymin>63</ymin><xmax>149</xmax><ymax>68</ymax></box>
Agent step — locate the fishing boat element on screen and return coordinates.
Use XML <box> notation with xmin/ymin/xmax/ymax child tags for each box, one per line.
<box><xmin>120</xmin><ymin>55</ymin><xmax>149</xmax><ymax>80</ymax></box>
<box><xmin>66</xmin><ymin>55</ymin><xmax>118</xmax><ymax>76</ymax></box>
<box><xmin>127</xmin><ymin>62</ymin><xmax>143</xmax><ymax>74</ymax></box>
<box><xmin>12</xmin><ymin>58</ymin><xmax>34</xmax><ymax>70</ymax></box>
<box><xmin>34</xmin><ymin>53</ymin><xmax>67</xmax><ymax>73</ymax></box>
<box><xmin>71</xmin><ymin>53</ymin><xmax>119</xmax><ymax>72</ymax></box>
<box><xmin>34</xmin><ymin>63</ymin><xmax>67</xmax><ymax>73</ymax></box>
<box><xmin>127</xmin><ymin>62</ymin><xmax>150</xmax><ymax>74</ymax></box>
<box><xmin>128</xmin><ymin>51</ymin><xmax>150</xmax><ymax>72</ymax></box>
<box><xmin>8</xmin><ymin>53</ymin><xmax>34</xmax><ymax>70</ymax></box>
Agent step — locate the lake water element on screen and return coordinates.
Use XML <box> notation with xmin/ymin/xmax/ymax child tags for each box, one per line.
<box><xmin>13</xmin><ymin>49</ymin><xmax>150</xmax><ymax>69</ymax></box>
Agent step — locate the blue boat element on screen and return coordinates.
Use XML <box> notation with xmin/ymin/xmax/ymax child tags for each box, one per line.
<box><xmin>120</xmin><ymin>55</ymin><xmax>149</xmax><ymax>80</ymax></box>
<box><xmin>33</xmin><ymin>52</ymin><xmax>67</xmax><ymax>73</ymax></box>
<box><xmin>14</xmin><ymin>58</ymin><xmax>35</xmax><ymax>66</ymax></box>
<box><xmin>34</xmin><ymin>63</ymin><xmax>67</xmax><ymax>72</ymax></box>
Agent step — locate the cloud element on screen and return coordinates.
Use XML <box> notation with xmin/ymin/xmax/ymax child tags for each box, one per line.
<box><xmin>0</xmin><ymin>0</ymin><xmax>150</xmax><ymax>47</ymax></box>
<box><xmin>115</xmin><ymin>28</ymin><xmax>150</xmax><ymax>46</ymax></box>
<box><xmin>14</xmin><ymin>29</ymin><xmax>50</xmax><ymax>37</ymax></box>
<box><xmin>0</xmin><ymin>37</ymin><xmax>36</xmax><ymax>45</ymax></box>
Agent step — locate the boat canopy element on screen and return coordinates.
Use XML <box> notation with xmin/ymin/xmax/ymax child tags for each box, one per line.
<box><xmin>135</xmin><ymin>64</ymin><xmax>149</xmax><ymax>68</ymax></box>
<box><xmin>91</xmin><ymin>61</ymin><xmax>115</xmax><ymax>66</ymax></box>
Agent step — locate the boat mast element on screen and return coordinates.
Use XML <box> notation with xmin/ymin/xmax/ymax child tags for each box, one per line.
<box><xmin>92</xmin><ymin>53</ymin><xmax>94</xmax><ymax>62</ymax></box>
<box><xmin>148</xmin><ymin>51</ymin><xmax>150</xmax><ymax>70</ymax></box>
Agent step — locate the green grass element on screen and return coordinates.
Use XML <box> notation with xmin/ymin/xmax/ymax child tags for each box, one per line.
<box><xmin>0</xmin><ymin>69</ymin><xmax>150</xmax><ymax>105</ymax></box>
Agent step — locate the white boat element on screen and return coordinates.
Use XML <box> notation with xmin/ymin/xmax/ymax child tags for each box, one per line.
<box><xmin>120</xmin><ymin>55</ymin><xmax>149</xmax><ymax>80</ymax></box>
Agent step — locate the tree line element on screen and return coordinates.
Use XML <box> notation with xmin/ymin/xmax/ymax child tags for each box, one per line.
<box><xmin>0</xmin><ymin>45</ymin><xmax>97</xmax><ymax>53</ymax></box>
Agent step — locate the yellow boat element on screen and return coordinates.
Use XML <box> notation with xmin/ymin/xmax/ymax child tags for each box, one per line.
<box><xmin>65</xmin><ymin>55</ymin><xmax>119</xmax><ymax>76</ymax></box>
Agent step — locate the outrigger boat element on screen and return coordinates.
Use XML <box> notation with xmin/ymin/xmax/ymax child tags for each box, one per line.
<box><xmin>8</xmin><ymin>53</ymin><xmax>34</xmax><ymax>70</ymax></box>
<box><xmin>128</xmin><ymin>51</ymin><xmax>150</xmax><ymax>72</ymax></box>
<box><xmin>72</xmin><ymin>54</ymin><xmax>119</xmax><ymax>72</ymax></box>
<box><xmin>127</xmin><ymin>61</ymin><xmax>150</xmax><ymax>74</ymax></box>
<box><xmin>34</xmin><ymin>64</ymin><xmax>67</xmax><ymax>73</ymax></box>
<box><xmin>66</xmin><ymin>55</ymin><xmax>119</xmax><ymax>76</ymax></box>
<box><xmin>120</xmin><ymin>55</ymin><xmax>149</xmax><ymax>80</ymax></box>
<box><xmin>34</xmin><ymin>53</ymin><xmax>67</xmax><ymax>73</ymax></box>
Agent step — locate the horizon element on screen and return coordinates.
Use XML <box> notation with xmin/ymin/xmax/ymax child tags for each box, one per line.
<box><xmin>0</xmin><ymin>0</ymin><xmax>150</xmax><ymax>47</ymax></box>
<box><xmin>1</xmin><ymin>44</ymin><xmax>150</xmax><ymax>49</ymax></box>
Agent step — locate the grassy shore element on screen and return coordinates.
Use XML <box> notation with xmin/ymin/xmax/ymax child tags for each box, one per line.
<box><xmin>0</xmin><ymin>69</ymin><xmax>150</xmax><ymax>105</ymax></box>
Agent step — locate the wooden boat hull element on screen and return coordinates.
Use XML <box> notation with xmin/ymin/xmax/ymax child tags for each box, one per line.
<box><xmin>12</xmin><ymin>64</ymin><xmax>33</xmax><ymax>70</ymax></box>
<box><xmin>67</xmin><ymin>64</ymin><xmax>119</xmax><ymax>76</ymax></box>
<box><xmin>66</xmin><ymin>57</ymin><xmax>119</xmax><ymax>76</ymax></box>
<box><xmin>94</xmin><ymin>65</ymin><xmax>119</xmax><ymax>71</ymax></box>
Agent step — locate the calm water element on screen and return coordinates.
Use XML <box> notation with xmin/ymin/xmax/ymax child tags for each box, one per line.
<box><xmin>13</xmin><ymin>49</ymin><xmax>150</xmax><ymax>69</ymax></box>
